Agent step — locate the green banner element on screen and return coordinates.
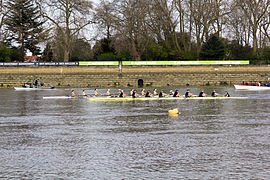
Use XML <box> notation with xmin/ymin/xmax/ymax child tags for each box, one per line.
<box><xmin>122</xmin><ymin>61</ymin><xmax>249</xmax><ymax>65</ymax></box>
<box><xmin>79</xmin><ymin>61</ymin><xmax>119</xmax><ymax>66</ymax></box>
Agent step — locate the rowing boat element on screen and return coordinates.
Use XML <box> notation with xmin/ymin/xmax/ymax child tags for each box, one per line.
<box><xmin>43</xmin><ymin>96</ymin><xmax>73</xmax><ymax>99</ymax></box>
<box><xmin>88</xmin><ymin>96</ymin><xmax>248</xmax><ymax>101</ymax></box>
<box><xmin>234</xmin><ymin>84</ymin><xmax>270</xmax><ymax>90</ymax></box>
<box><xmin>15</xmin><ymin>86</ymin><xmax>56</xmax><ymax>90</ymax></box>
<box><xmin>43</xmin><ymin>95</ymin><xmax>88</xmax><ymax>99</ymax></box>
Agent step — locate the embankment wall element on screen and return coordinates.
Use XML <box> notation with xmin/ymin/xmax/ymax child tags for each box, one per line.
<box><xmin>0</xmin><ymin>66</ymin><xmax>269</xmax><ymax>88</ymax></box>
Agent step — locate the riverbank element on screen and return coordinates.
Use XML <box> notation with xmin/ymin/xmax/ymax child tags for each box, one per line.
<box><xmin>0</xmin><ymin>66</ymin><xmax>269</xmax><ymax>88</ymax></box>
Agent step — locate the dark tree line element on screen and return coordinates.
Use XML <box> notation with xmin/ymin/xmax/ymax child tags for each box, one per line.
<box><xmin>0</xmin><ymin>0</ymin><xmax>269</xmax><ymax>63</ymax></box>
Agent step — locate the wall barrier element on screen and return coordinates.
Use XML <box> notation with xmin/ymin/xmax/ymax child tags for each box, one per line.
<box><xmin>0</xmin><ymin>61</ymin><xmax>249</xmax><ymax>67</ymax></box>
<box><xmin>121</xmin><ymin>61</ymin><xmax>250</xmax><ymax>65</ymax></box>
<box><xmin>0</xmin><ymin>62</ymin><xmax>78</xmax><ymax>66</ymax></box>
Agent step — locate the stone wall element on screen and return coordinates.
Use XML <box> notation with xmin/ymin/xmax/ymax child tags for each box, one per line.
<box><xmin>0</xmin><ymin>66</ymin><xmax>269</xmax><ymax>88</ymax></box>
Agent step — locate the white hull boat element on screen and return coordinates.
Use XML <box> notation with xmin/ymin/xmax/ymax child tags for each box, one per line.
<box><xmin>14</xmin><ymin>86</ymin><xmax>56</xmax><ymax>90</ymax></box>
<box><xmin>234</xmin><ymin>84</ymin><xmax>270</xmax><ymax>90</ymax></box>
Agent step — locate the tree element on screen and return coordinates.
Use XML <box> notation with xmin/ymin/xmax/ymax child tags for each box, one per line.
<box><xmin>94</xmin><ymin>0</ymin><xmax>114</xmax><ymax>40</ymax></box>
<box><xmin>37</xmin><ymin>0</ymin><xmax>93</xmax><ymax>62</ymax></box>
<box><xmin>174</xmin><ymin>0</ymin><xmax>187</xmax><ymax>52</ymax></box>
<box><xmin>42</xmin><ymin>33</ymin><xmax>92</xmax><ymax>62</ymax></box>
<box><xmin>227</xmin><ymin>40</ymin><xmax>252</xmax><ymax>60</ymax></box>
<box><xmin>70</xmin><ymin>38</ymin><xmax>92</xmax><ymax>61</ymax></box>
<box><xmin>0</xmin><ymin>42</ymin><xmax>10</xmax><ymax>62</ymax></box>
<box><xmin>199</xmin><ymin>35</ymin><xmax>225</xmax><ymax>60</ymax></box>
<box><xmin>228</xmin><ymin>6</ymin><xmax>250</xmax><ymax>46</ymax></box>
<box><xmin>92</xmin><ymin>38</ymin><xmax>115</xmax><ymax>59</ymax></box>
<box><xmin>41</xmin><ymin>42</ymin><xmax>53</xmax><ymax>62</ymax></box>
<box><xmin>97</xmin><ymin>52</ymin><xmax>116</xmax><ymax>61</ymax></box>
<box><xmin>0</xmin><ymin>0</ymin><xmax>10</xmax><ymax>41</ymax></box>
<box><xmin>142</xmin><ymin>43</ymin><xmax>168</xmax><ymax>61</ymax></box>
<box><xmin>10</xmin><ymin>46</ymin><xmax>24</xmax><ymax>61</ymax></box>
<box><xmin>112</xmin><ymin>0</ymin><xmax>151</xmax><ymax>60</ymax></box>
<box><xmin>262</xmin><ymin>47</ymin><xmax>270</xmax><ymax>63</ymax></box>
<box><xmin>190</xmin><ymin>0</ymin><xmax>216</xmax><ymax>55</ymax></box>
<box><xmin>5</xmin><ymin>0</ymin><xmax>45</xmax><ymax>60</ymax></box>
<box><xmin>147</xmin><ymin>0</ymin><xmax>182</xmax><ymax>55</ymax></box>
<box><xmin>235</xmin><ymin>0</ymin><xmax>270</xmax><ymax>55</ymax></box>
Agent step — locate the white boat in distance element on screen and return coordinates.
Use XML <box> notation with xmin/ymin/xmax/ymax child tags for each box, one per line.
<box><xmin>14</xmin><ymin>86</ymin><xmax>56</xmax><ymax>90</ymax></box>
<box><xmin>234</xmin><ymin>84</ymin><xmax>270</xmax><ymax>90</ymax></box>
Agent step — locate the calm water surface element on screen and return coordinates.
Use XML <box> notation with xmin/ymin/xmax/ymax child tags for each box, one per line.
<box><xmin>0</xmin><ymin>87</ymin><xmax>270</xmax><ymax>179</ymax></box>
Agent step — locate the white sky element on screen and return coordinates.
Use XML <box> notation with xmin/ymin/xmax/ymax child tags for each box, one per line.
<box><xmin>92</xmin><ymin>0</ymin><xmax>100</xmax><ymax>6</ymax></box>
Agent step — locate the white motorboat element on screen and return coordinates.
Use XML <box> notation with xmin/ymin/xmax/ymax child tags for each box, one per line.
<box><xmin>234</xmin><ymin>84</ymin><xmax>270</xmax><ymax>90</ymax></box>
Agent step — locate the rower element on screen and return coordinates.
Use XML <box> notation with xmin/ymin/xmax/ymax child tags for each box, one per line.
<box><xmin>173</xmin><ymin>90</ymin><xmax>181</xmax><ymax>97</ymax></box>
<box><xmin>169</xmin><ymin>90</ymin><xmax>174</xmax><ymax>96</ymax></box>
<box><xmin>224</xmin><ymin>91</ymin><xmax>230</xmax><ymax>97</ymax></box>
<box><xmin>198</xmin><ymin>90</ymin><xmax>207</xmax><ymax>97</ymax></box>
<box><xmin>132</xmin><ymin>90</ymin><xmax>137</xmax><ymax>98</ymax></box>
<box><xmin>34</xmin><ymin>79</ymin><xmax>39</xmax><ymax>88</ymax></box>
<box><xmin>130</xmin><ymin>89</ymin><xmax>134</xmax><ymax>96</ymax></box>
<box><xmin>145</xmin><ymin>90</ymin><xmax>152</xmax><ymax>97</ymax></box>
<box><xmin>141</xmin><ymin>89</ymin><xmax>145</xmax><ymax>96</ymax></box>
<box><xmin>185</xmin><ymin>89</ymin><xmax>193</xmax><ymax>98</ymax></box>
<box><xmin>106</xmin><ymin>89</ymin><xmax>111</xmax><ymax>96</ymax></box>
<box><xmin>153</xmin><ymin>89</ymin><xmax>158</xmax><ymax>96</ymax></box>
<box><xmin>71</xmin><ymin>90</ymin><xmax>76</xmax><ymax>97</ymax></box>
<box><xmin>119</xmin><ymin>90</ymin><xmax>124</xmax><ymax>97</ymax></box>
<box><xmin>159</xmin><ymin>90</ymin><xmax>167</xmax><ymax>97</ymax></box>
<box><xmin>83</xmin><ymin>90</ymin><xmax>89</xmax><ymax>97</ymax></box>
<box><xmin>211</xmin><ymin>90</ymin><xmax>220</xmax><ymax>97</ymax></box>
<box><xmin>118</xmin><ymin>89</ymin><xmax>121</xmax><ymax>96</ymax></box>
<box><xmin>94</xmin><ymin>89</ymin><xmax>99</xmax><ymax>96</ymax></box>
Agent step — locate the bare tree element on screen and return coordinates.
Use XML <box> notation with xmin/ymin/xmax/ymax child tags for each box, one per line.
<box><xmin>235</xmin><ymin>0</ymin><xmax>270</xmax><ymax>54</ymax></box>
<box><xmin>188</xmin><ymin>0</ymin><xmax>212</xmax><ymax>55</ymax></box>
<box><xmin>174</xmin><ymin>0</ymin><xmax>187</xmax><ymax>52</ymax></box>
<box><xmin>212</xmin><ymin>0</ymin><xmax>231</xmax><ymax>38</ymax></box>
<box><xmin>94</xmin><ymin>0</ymin><xmax>270</xmax><ymax>60</ymax></box>
<box><xmin>228</xmin><ymin>7</ymin><xmax>248</xmax><ymax>45</ymax></box>
<box><xmin>37</xmin><ymin>0</ymin><xmax>93</xmax><ymax>62</ymax></box>
<box><xmin>261</xmin><ymin>7</ymin><xmax>270</xmax><ymax>47</ymax></box>
<box><xmin>186</xmin><ymin>0</ymin><xmax>193</xmax><ymax>52</ymax></box>
<box><xmin>112</xmin><ymin>0</ymin><xmax>151</xmax><ymax>60</ymax></box>
<box><xmin>0</xmin><ymin>0</ymin><xmax>10</xmax><ymax>41</ymax></box>
<box><xmin>148</xmin><ymin>0</ymin><xmax>182</xmax><ymax>54</ymax></box>
<box><xmin>94</xmin><ymin>0</ymin><xmax>114</xmax><ymax>40</ymax></box>
<box><xmin>185</xmin><ymin>0</ymin><xmax>231</xmax><ymax>55</ymax></box>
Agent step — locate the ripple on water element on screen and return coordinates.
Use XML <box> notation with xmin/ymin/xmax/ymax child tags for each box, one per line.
<box><xmin>0</xmin><ymin>88</ymin><xmax>270</xmax><ymax>179</ymax></box>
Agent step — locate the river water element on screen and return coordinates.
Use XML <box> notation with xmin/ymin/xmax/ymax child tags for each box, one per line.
<box><xmin>0</xmin><ymin>87</ymin><xmax>270</xmax><ymax>179</ymax></box>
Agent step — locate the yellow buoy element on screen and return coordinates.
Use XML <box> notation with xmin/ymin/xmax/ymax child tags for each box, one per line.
<box><xmin>168</xmin><ymin>108</ymin><xmax>179</xmax><ymax>116</ymax></box>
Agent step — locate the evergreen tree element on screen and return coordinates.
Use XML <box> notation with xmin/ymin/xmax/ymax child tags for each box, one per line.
<box><xmin>41</xmin><ymin>42</ymin><xmax>54</xmax><ymax>62</ymax></box>
<box><xmin>0</xmin><ymin>43</ymin><xmax>11</xmax><ymax>62</ymax></box>
<box><xmin>70</xmin><ymin>38</ymin><xmax>92</xmax><ymax>61</ymax></box>
<box><xmin>228</xmin><ymin>40</ymin><xmax>252</xmax><ymax>60</ymax></box>
<box><xmin>92</xmin><ymin>38</ymin><xmax>115</xmax><ymax>60</ymax></box>
<box><xmin>199</xmin><ymin>35</ymin><xmax>225</xmax><ymax>60</ymax></box>
<box><xmin>5</xmin><ymin>0</ymin><xmax>45</xmax><ymax>61</ymax></box>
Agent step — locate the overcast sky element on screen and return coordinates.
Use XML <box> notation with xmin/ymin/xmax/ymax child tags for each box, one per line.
<box><xmin>92</xmin><ymin>0</ymin><xmax>100</xmax><ymax>6</ymax></box>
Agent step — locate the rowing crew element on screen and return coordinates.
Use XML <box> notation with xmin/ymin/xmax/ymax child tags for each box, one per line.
<box><xmin>131</xmin><ymin>89</ymin><xmax>230</xmax><ymax>98</ymax></box>
<box><xmin>72</xmin><ymin>89</ymin><xmax>230</xmax><ymax>98</ymax></box>
<box><xmin>71</xmin><ymin>89</ymin><xmax>124</xmax><ymax>97</ymax></box>
<box><xmin>71</xmin><ymin>89</ymin><xmax>92</xmax><ymax>97</ymax></box>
